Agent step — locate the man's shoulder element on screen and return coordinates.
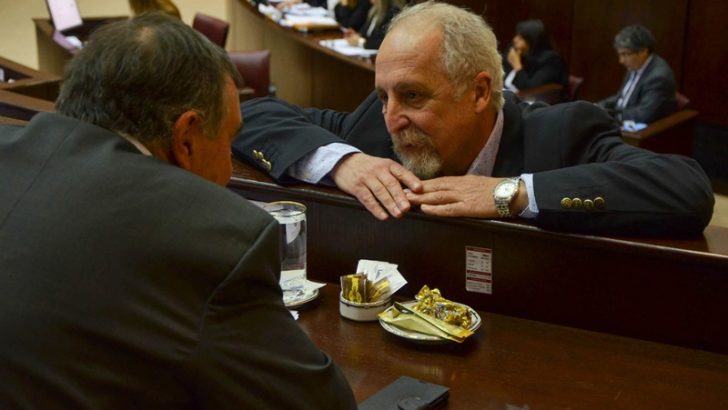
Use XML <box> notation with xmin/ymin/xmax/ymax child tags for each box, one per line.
<box><xmin>646</xmin><ymin>54</ymin><xmax>676</xmax><ymax>79</ymax></box>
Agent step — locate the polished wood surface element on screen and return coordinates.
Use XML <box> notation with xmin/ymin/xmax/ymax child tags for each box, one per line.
<box><xmin>0</xmin><ymin>56</ymin><xmax>60</xmax><ymax>101</ymax></box>
<box><xmin>302</xmin><ymin>285</ymin><xmax>728</xmax><ymax>409</ymax></box>
<box><xmin>229</xmin><ymin>160</ymin><xmax>728</xmax><ymax>353</ymax></box>
<box><xmin>0</xmin><ymin>89</ymin><xmax>55</xmax><ymax>121</ymax></box>
<box><xmin>0</xmin><ymin>115</ymin><xmax>27</xmax><ymax>126</ymax></box>
<box><xmin>622</xmin><ymin>109</ymin><xmax>699</xmax><ymax>156</ymax></box>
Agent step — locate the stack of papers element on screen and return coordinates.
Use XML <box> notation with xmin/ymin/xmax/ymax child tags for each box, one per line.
<box><xmin>319</xmin><ymin>38</ymin><xmax>378</xmax><ymax>58</ymax></box>
<box><xmin>273</xmin><ymin>4</ymin><xmax>339</xmax><ymax>32</ymax></box>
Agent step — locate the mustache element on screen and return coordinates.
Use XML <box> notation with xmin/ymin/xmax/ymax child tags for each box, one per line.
<box><xmin>392</xmin><ymin>127</ymin><xmax>431</xmax><ymax>149</ymax></box>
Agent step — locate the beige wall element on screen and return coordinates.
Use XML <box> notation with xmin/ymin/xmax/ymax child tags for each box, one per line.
<box><xmin>0</xmin><ymin>0</ymin><xmax>227</xmax><ymax>69</ymax></box>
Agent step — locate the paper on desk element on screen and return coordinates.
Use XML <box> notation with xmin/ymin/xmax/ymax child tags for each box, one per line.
<box><xmin>319</xmin><ymin>39</ymin><xmax>378</xmax><ymax>57</ymax></box>
<box><xmin>356</xmin><ymin>259</ymin><xmax>407</xmax><ymax>300</ymax></box>
<box><xmin>280</xmin><ymin>14</ymin><xmax>339</xmax><ymax>31</ymax></box>
<box><xmin>284</xmin><ymin>4</ymin><xmax>330</xmax><ymax>16</ymax></box>
<box><xmin>622</xmin><ymin>120</ymin><xmax>647</xmax><ymax>132</ymax></box>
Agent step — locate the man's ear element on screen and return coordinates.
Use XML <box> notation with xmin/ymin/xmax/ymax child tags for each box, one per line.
<box><xmin>473</xmin><ymin>71</ymin><xmax>492</xmax><ymax>113</ymax></box>
<box><xmin>170</xmin><ymin>110</ymin><xmax>203</xmax><ymax>171</ymax></box>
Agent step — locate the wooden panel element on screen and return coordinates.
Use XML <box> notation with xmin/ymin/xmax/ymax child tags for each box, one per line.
<box><xmin>311</xmin><ymin>52</ymin><xmax>374</xmax><ymax>111</ymax></box>
<box><xmin>473</xmin><ymin>0</ymin><xmax>574</xmax><ymax>67</ymax></box>
<box><xmin>229</xmin><ymin>160</ymin><xmax>728</xmax><ymax>353</ymax></box>
<box><xmin>571</xmin><ymin>0</ymin><xmax>688</xmax><ymax>102</ymax></box>
<box><xmin>0</xmin><ymin>56</ymin><xmax>60</xmax><ymax>101</ymax></box>
<box><xmin>682</xmin><ymin>1</ymin><xmax>728</xmax><ymax>125</ymax></box>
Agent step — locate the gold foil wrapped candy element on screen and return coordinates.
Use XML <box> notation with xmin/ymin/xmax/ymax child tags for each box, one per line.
<box><xmin>378</xmin><ymin>285</ymin><xmax>476</xmax><ymax>343</ymax></box>
<box><xmin>341</xmin><ymin>273</ymin><xmax>367</xmax><ymax>303</ymax></box>
<box><xmin>340</xmin><ymin>273</ymin><xmax>392</xmax><ymax>303</ymax></box>
<box><xmin>412</xmin><ymin>285</ymin><xmax>472</xmax><ymax>329</ymax></box>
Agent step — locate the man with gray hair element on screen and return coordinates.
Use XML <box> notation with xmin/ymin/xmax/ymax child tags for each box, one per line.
<box><xmin>0</xmin><ymin>12</ymin><xmax>355</xmax><ymax>409</ymax></box>
<box><xmin>597</xmin><ymin>24</ymin><xmax>677</xmax><ymax>123</ymax></box>
<box><xmin>234</xmin><ymin>1</ymin><xmax>712</xmax><ymax>236</ymax></box>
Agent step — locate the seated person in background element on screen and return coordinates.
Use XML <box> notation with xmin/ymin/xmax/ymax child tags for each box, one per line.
<box><xmin>335</xmin><ymin>0</ymin><xmax>372</xmax><ymax>32</ymax></box>
<box><xmin>597</xmin><ymin>24</ymin><xmax>676</xmax><ymax>124</ymax></box>
<box><xmin>343</xmin><ymin>0</ymin><xmax>402</xmax><ymax>49</ymax></box>
<box><xmin>233</xmin><ymin>1</ymin><xmax>713</xmax><ymax>237</ymax></box>
<box><xmin>502</xmin><ymin>19</ymin><xmax>568</xmax><ymax>92</ymax></box>
<box><xmin>129</xmin><ymin>0</ymin><xmax>181</xmax><ymax>19</ymax></box>
<box><xmin>0</xmin><ymin>13</ymin><xmax>355</xmax><ymax>409</ymax></box>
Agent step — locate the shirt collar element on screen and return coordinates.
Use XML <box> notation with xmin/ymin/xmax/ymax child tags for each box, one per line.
<box><xmin>119</xmin><ymin>133</ymin><xmax>153</xmax><ymax>156</ymax></box>
<box><xmin>466</xmin><ymin>109</ymin><xmax>504</xmax><ymax>176</ymax></box>
<box><xmin>634</xmin><ymin>54</ymin><xmax>654</xmax><ymax>77</ymax></box>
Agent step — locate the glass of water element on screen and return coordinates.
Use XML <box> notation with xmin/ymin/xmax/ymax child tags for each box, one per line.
<box><xmin>263</xmin><ymin>201</ymin><xmax>307</xmax><ymax>297</ymax></box>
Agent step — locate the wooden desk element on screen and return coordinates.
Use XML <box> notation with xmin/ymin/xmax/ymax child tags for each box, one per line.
<box><xmin>33</xmin><ymin>17</ymin><xmax>126</xmax><ymax>77</ymax></box>
<box><xmin>229</xmin><ymin>0</ymin><xmax>375</xmax><ymax>111</ymax></box>
<box><xmin>0</xmin><ymin>116</ymin><xmax>27</xmax><ymax>126</ymax></box>
<box><xmin>229</xmin><ymin>160</ymin><xmax>728</xmax><ymax>354</ymax></box>
<box><xmin>304</xmin><ymin>285</ymin><xmax>728</xmax><ymax>408</ymax></box>
<box><xmin>0</xmin><ymin>90</ymin><xmax>55</xmax><ymax>121</ymax></box>
<box><xmin>0</xmin><ymin>56</ymin><xmax>60</xmax><ymax>101</ymax></box>
<box><xmin>622</xmin><ymin>109</ymin><xmax>700</xmax><ymax>156</ymax></box>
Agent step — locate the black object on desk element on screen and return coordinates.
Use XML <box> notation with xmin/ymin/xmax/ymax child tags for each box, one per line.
<box><xmin>358</xmin><ymin>376</ymin><xmax>449</xmax><ymax>410</ymax></box>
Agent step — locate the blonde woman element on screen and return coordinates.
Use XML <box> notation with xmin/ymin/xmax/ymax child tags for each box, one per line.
<box><xmin>129</xmin><ymin>0</ymin><xmax>181</xmax><ymax>19</ymax></box>
<box><xmin>343</xmin><ymin>0</ymin><xmax>403</xmax><ymax>49</ymax></box>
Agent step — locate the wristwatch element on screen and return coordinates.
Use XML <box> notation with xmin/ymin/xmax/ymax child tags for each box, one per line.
<box><xmin>493</xmin><ymin>177</ymin><xmax>521</xmax><ymax>218</ymax></box>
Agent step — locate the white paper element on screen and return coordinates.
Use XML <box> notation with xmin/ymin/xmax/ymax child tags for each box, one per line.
<box><xmin>319</xmin><ymin>39</ymin><xmax>378</xmax><ymax>57</ymax></box>
<box><xmin>355</xmin><ymin>259</ymin><xmax>407</xmax><ymax>299</ymax></box>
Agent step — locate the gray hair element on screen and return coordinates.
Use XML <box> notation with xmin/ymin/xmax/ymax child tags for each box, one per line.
<box><xmin>56</xmin><ymin>12</ymin><xmax>240</xmax><ymax>148</ymax></box>
<box><xmin>386</xmin><ymin>1</ymin><xmax>504</xmax><ymax>111</ymax></box>
<box><xmin>614</xmin><ymin>24</ymin><xmax>655</xmax><ymax>54</ymax></box>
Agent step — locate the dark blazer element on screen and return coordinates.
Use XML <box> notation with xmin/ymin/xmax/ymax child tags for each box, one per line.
<box><xmin>335</xmin><ymin>0</ymin><xmax>371</xmax><ymax>31</ymax></box>
<box><xmin>0</xmin><ymin>113</ymin><xmax>356</xmax><ymax>409</ymax></box>
<box><xmin>598</xmin><ymin>54</ymin><xmax>677</xmax><ymax>123</ymax></box>
<box><xmin>233</xmin><ymin>92</ymin><xmax>713</xmax><ymax>236</ymax></box>
<box><xmin>503</xmin><ymin>48</ymin><xmax>569</xmax><ymax>90</ymax></box>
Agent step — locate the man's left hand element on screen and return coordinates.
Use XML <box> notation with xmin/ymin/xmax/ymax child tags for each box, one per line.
<box><xmin>405</xmin><ymin>175</ymin><xmax>527</xmax><ymax>218</ymax></box>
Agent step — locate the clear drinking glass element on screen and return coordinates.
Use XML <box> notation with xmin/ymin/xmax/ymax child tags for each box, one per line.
<box><xmin>263</xmin><ymin>201</ymin><xmax>307</xmax><ymax>295</ymax></box>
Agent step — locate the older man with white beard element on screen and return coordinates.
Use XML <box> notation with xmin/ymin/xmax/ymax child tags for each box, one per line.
<box><xmin>233</xmin><ymin>1</ymin><xmax>712</xmax><ymax>236</ymax></box>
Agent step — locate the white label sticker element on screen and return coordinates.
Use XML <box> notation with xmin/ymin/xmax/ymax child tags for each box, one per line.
<box><xmin>465</xmin><ymin>246</ymin><xmax>492</xmax><ymax>294</ymax></box>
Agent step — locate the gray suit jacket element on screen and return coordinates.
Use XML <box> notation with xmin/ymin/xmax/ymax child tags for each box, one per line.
<box><xmin>233</xmin><ymin>92</ymin><xmax>713</xmax><ymax>236</ymax></box>
<box><xmin>0</xmin><ymin>113</ymin><xmax>356</xmax><ymax>409</ymax></box>
<box><xmin>598</xmin><ymin>54</ymin><xmax>677</xmax><ymax>123</ymax></box>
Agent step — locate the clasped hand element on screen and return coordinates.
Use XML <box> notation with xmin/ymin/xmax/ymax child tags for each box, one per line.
<box><xmin>331</xmin><ymin>154</ymin><xmax>510</xmax><ymax>220</ymax></box>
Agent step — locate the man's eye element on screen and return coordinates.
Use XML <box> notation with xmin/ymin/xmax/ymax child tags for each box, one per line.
<box><xmin>405</xmin><ymin>91</ymin><xmax>419</xmax><ymax>100</ymax></box>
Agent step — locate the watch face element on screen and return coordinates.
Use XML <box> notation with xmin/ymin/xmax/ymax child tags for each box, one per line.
<box><xmin>496</xmin><ymin>182</ymin><xmax>516</xmax><ymax>197</ymax></box>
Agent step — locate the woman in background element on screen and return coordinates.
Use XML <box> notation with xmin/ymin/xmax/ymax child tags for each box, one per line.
<box><xmin>503</xmin><ymin>19</ymin><xmax>568</xmax><ymax>92</ymax></box>
<box><xmin>335</xmin><ymin>0</ymin><xmax>371</xmax><ymax>32</ymax></box>
<box><xmin>343</xmin><ymin>0</ymin><xmax>402</xmax><ymax>49</ymax></box>
<box><xmin>129</xmin><ymin>0</ymin><xmax>181</xmax><ymax>19</ymax></box>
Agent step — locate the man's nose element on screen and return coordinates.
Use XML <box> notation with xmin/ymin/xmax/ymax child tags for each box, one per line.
<box><xmin>383</xmin><ymin>99</ymin><xmax>409</xmax><ymax>134</ymax></box>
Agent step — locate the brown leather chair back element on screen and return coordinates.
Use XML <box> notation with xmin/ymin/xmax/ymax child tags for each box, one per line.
<box><xmin>675</xmin><ymin>92</ymin><xmax>691</xmax><ymax>111</ymax></box>
<box><xmin>568</xmin><ymin>75</ymin><xmax>584</xmax><ymax>101</ymax></box>
<box><xmin>192</xmin><ymin>13</ymin><xmax>229</xmax><ymax>48</ymax></box>
<box><xmin>228</xmin><ymin>50</ymin><xmax>272</xmax><ymax>99</ymax></box>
